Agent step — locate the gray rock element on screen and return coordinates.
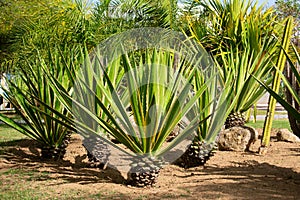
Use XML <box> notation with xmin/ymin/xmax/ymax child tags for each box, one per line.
<box><xmin>217</xmin><ymin>126</ymin><xmax>258</xmax><ymax>151</ymax></box>
<box><xmin>277</xmin><ymin>129</ymin><xmax>300</xmax><ymax>143</ymax></box>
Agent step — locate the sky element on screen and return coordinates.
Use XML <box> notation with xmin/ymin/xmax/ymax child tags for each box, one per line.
<box><xmin>258</xmin><ymin>0</ymin><xmax>276</xmax><ymax>7</ymax></box>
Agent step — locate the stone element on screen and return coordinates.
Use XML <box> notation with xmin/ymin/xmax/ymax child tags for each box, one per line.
<box><xmin>277</xmin><ymin>129</ymin><xmax>300</xmax><ymax>143</ymax></box>
<box><xmin>217</xmin><ymin>126</ymin><xmax>258</xmax><ymax>151</ymax></box>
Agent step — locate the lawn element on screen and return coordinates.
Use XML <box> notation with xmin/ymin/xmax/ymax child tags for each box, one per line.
<box><xmin>246</xmin><ymin>120</ymin><xmax>291</xmax><ymax>131</ymax></box>
<box><xmin>0</xmin><ymin>119</ymin><xmax>291</xmax><ymax>143</ymax></box>
<box><xmin>0</xmin><ymin>124</ymin><xmax>27</xmax><ymax>142</ymax></box>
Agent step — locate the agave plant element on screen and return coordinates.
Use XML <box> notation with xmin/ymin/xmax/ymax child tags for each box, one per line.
<box><xmin>46</xmin><ymin>28</ymin><xmax>221</xmax><ymax>186</ymax></box>
<box><xmin>186</xmin><ymin>0</ymin><xmax>282</xmax><ymax>128</ymax></box>
<box><xmin>0</xmin><ymin>47</ymin><xmax>79</xmax><ymax>159</ymax></box>
<box><xmin>175</xmin><ymin>58</ymin><xmax>234</xmax><ymax>168</ymax></box>
<box><xmin>219</xmin><ymin>45</ymin><xmax>278</xmax><ymax>128</ymax></box>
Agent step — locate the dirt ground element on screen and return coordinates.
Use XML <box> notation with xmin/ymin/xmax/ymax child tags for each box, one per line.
<box><xmin>1</xmin><ymin>128</ymin><xmax>300</xmax><ymax>200</ymax></box>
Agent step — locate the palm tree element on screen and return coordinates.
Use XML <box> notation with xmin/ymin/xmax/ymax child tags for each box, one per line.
<box><xmin>93</xmin><ymin>0</ymin><xmax>180</xmax><ymax>31</ymax></box>
<box><xmin>259</xmin><ymin>17</ymin><xmax>294</xmax><ymax>150</ymax></box>
<box><xmin>257</xmin><ymin>36</ymin><xmax>300</xmax><ymax>139</ymax></box>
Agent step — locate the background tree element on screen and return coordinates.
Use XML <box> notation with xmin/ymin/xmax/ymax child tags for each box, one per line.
<box><xmin>0</xmin><ymin>0</ymin><xmax>50</xmax><ymax>68</ymax></box>
<box><xmin>1</xmin><ymin>0</ymin><xmax>183</xmax><ymax>72</ymax></box>
<box><xmin>0</xmin><ymin>0</ymin><xmax>93</xmax><ymax>71</ymax></box>
<box><xmin>92</xmin><ymin>0</ymin><xmax>180</xmax><ymax>34</ymax></box>
<box><xmin>275</xmin><ymin>0</ymin><xmax>300</xmax><ymax>21</ymax></box>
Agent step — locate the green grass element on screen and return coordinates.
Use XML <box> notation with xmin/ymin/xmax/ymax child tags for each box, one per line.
<box><xmin>0</xmin><ymin>188</ymin><xmax>48</xmax><ymax>200</ymax></box>
<box><xmin>0</xmin><ymin>125</ymin><xmax>28</xmax><ymax>155</ymax></box>
<box><xmin>246</xmin><ymin>119</ymin><xmax>291</xmax><ymax>131</ymax></box>
<box><xmin>0</xmin><ymin>168</ymin><xmax>51</xmax><ymax>200</ymax></box>
<box><xmin>0</xmin><ymin>125</ymin><xmax>130</xmax><ymax>200</ymax></box>
<box><xmin>0</xmin><ymin>167</ymin><xmax>128</xmax><ymax>200</ymax></box>
<box><xmin>0</xmin><ymin>124</ymin><xmax>27</xmax><ymax>142</ymax></box>
<box><xmin>247</xmin><ymin>109</ymin><xmax>287</xmax><ymax>116</ymax></box>
<box><xmin>2</xmin><ymin>168</ymin><xmax>50</xmax><ymax>180</ymax></box>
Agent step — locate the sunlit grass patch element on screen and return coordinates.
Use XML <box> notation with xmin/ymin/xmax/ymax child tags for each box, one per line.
<box><xmin>246</xmin><ymin>120</ymin><xmax>291</xmax><ymax>131</ymax></box>
<box><xmin>0</xmin><ymin>125</ymin><xmax>27</xmax><ymax>143</ymax></box>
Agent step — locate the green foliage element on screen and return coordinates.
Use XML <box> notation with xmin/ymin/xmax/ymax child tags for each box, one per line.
<box><xmin>186</xmin><ymin>0</ymin><xmax>283</xmax><ymax>117</ymax></box>
<box><xmin>0</xmin><ymin>47</ymin><xmax>81</xmax><ymax>154</ymax></box>
<box><xmin>188</xmin><ymin>0</ymin><xmax>279</xmax><ymax>53</ymax></box>
<box><xmin>0</xmin><ymin>0</ymin><xmax>95</xmax><ymax>69</ymax></box>
<box><xmin>45</xmin><ymin>32</ymin><xmax>221</xmax><ymax>159</ymax></box>
<box><xmin>1</xmin><ymin>0</ymin><xmax>184</xmax><ymax>71</ymax></box>
<box><xmin>89</xmin><ymin>0</ymin><xmax>183</xmax><ymax>50</ymax></box>
<box><xmin>188</xmin><ymin>56</ymin><xmax>234</xmax><ymax>143</ymax></box>
<box><xmin>14</xmin><ymin>0</ymin><xmax>94</xmax><ymax>58</ymax></box>
<box><xmin>0</xmin><ymin>0</ymin><xmax>48</xmax><ymax>60</ymax></box>
<box><xmin>275</xmin><ymin>0</ymin><xmax>300</xmax><ymax>20</ymax></box>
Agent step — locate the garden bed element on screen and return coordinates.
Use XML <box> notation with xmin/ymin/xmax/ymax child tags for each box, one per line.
<box><xmin>0</xmin><ymin>129</ymin><xmax>300</xmax><ymax>200</ymax></box>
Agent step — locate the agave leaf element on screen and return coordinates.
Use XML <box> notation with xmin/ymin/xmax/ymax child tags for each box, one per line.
<box><xmin>254</xmin><ymin>75</ymin><xmax>300</xmax><ymax>120</ymax></box>
<box><xmin>275</xmin><ymin>66</ymin><xmax>300</xmax><ymax>105</ymax></box>
<box><xmin>0</xmin><ymin>47</ymin><xmax>76</xmax><ymax>149</ymax></box>
<box><xmin>285</xmin><ymin>45</ymin><xmax>300</xmax><ymax>85</ymax></box>
<box><xmin>0</xmin><ymin>113</ymin><xmax>36</xmax><ymax>138</ymax></box>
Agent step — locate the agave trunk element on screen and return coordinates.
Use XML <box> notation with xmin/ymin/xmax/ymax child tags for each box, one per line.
<box><xmin>128</xmin><ymin>166</ymin><xmax>160</xmax><ymax>187</ymax></box>
<box><xmin>128</xmin><ymin>157</ymin><xmax>162</xmax><ymax>187</ymax></box>
<box><xmin>41</xmin><ymin>144</ymin><xmax>67</xmax><ymax>160</ymax></box>
<box><xmin>82</xmin><ymin>135</ymin><xmax>111</xmax><ymax>169</ymax></box>
<box><xmin>41</xmin><ymin>131</ymin><xmax>72</xmax><ymax>160</ymax></box>
<box><xmin>224</xmin><ymin>111</ymin><xmax>246</xmax><ymax>129</ymax></box>
<box><xmin>175</xmin><ymin>140</ymin><xmax>217</xmax><ymax>168</ymax></box>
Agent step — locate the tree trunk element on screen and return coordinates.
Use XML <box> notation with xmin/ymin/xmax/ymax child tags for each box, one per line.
<box><xmin>286</xmin><ymin>59</ymin><xmax>300</xmax><ymax>137</ymax></box>
<box><xmin>261</xmin><ymin>17</ymin><xmax>293</xmax><ymax>149</ymax></box>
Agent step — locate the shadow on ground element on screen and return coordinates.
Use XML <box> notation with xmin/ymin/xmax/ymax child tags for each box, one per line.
<box><xmin>0</xmin><ymin>139</ymin><xmax>126</xmax><ymax>185</ymax></box>
<box><xmin>1</xmin><ymin>139</ymin><xmax>300</xmax><ymax>200</ymax></box>
<box><xmin>169</xmin><ymin>160</ymin><xmax>300</xmax><ymax>200</ymax></box>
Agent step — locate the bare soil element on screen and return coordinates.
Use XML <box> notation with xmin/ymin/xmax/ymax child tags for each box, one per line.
<box><xmin>1</xmin><ymin>129</ymin><xmax>300</xmax><ymax>200</ymax></box>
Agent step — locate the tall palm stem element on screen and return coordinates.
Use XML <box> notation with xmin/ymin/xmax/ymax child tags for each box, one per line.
<box><xmin>260</xmin><ymin>17</ymin><xmax>294</xmax><ymax>151</ymax></box>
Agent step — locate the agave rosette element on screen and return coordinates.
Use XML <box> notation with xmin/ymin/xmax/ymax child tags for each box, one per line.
<box><xmin>46</xmin><ymin>28</ymin><xmax>220</xmax><ymax>173</ymax></box>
